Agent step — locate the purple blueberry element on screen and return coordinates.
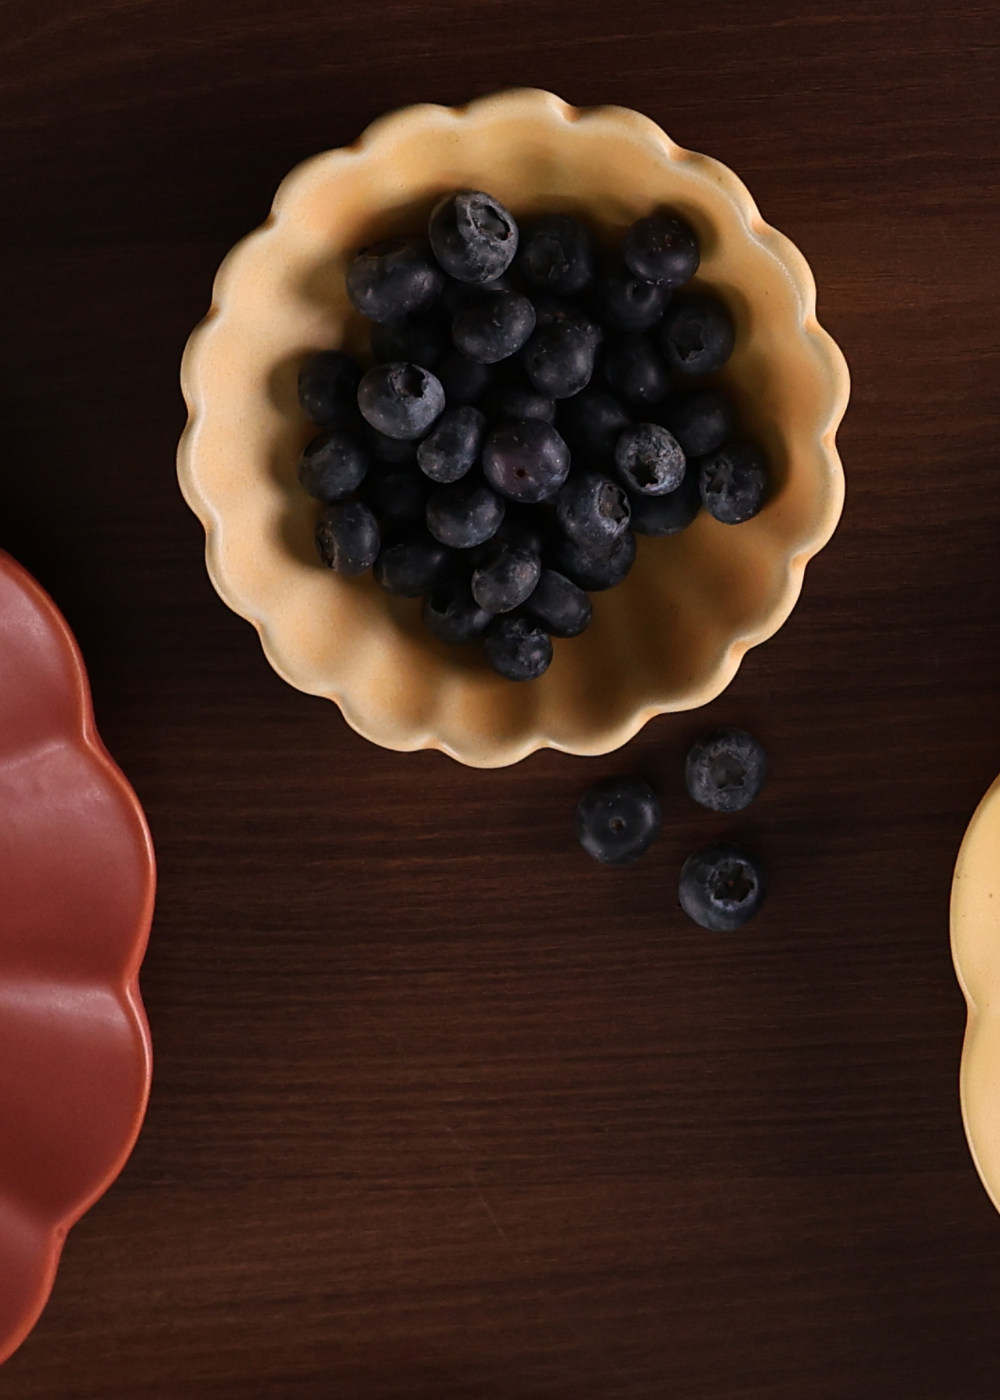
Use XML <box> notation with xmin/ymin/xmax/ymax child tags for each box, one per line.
<box><xmin>417</xmin><ymin>406</ymin><xmax>487</xmax><ymax>484</ymax></box>
<box><xmin>678</xmin><ymin>844</ymin><xmax>765</xmax><ymax>931</ymax></box>
<box><xmin>482</xmin><ymin>419</ymin><xmax>571</xmax><ymax>503</ymax></box>
<box><xmin>422</xmin><ymin>576</ymin><xmax>492</xmax><ymax>645</ymax></box>
<box><xmin>371</xmin><ymin>313</ymin><xmax>449</xmax><ymax>369</ymax></box>
<box><xmin>297</xmin><ymin>429</ymin><xmax>369</xmax><ymax>503</ymax></box>
<box><xmin>555</xmin><ymin>471</ymin><xmax>631</xmax><ymax>553</ymax></box>
<box><xmin>471</xmin><ymin>545</ymin><xmax>541</xmax><ymax>613</ymax></box>
<box><xmin>426</xmin><ymin>476</ymin><xmax>505</xmax><ymax>549</ymax></box>
<box><xmin>452</xmin><ymin>291</ymin><xmax>537</xmax><ymax>364</ymax></box>
<box><xmin>549</xmin><ymin>528</ymin><xmax>636</xmax><ymax>591</ymax></box>
<box><xmin>435</xmin><ymin>349</ymin><xmax>495</xmax><ymax>406</ymax></box>
<box><xmin>429</xmin><ymin>190</ymin><xmax>519</xmax><ymax>285</ymax></box>
<box><xmin>699</xmin><ymin>444</ymin><xmax>767</xmax><ymax>524</ymax></box>
<box><xmin>359</xmin><ymin>462</ymin><xmax>430</xmax><ymax>527</ymax></box>
<box><xmin>685</xmin><ymin>728</ymin><xmax>767</xmax><ymax>813</ymax></box>
<box><xmin>315</xmin><ymin>500</ymin><xmax>380</xmax><ymax>575</ymax></box>
<box><xmin>482</xmin><ymin>380</ymin><xmax>556</xmax><ymax>424</ymax></box>
<box><xmin>346</xmin><ymin>239</ymin><xmax>445</xmax><ymax>321</ymax></box>
<box><xmin>516</xmin><ymin>214</ymin><xmax>596</xmax><ymax>296</ymax></box>
<box><xmin>576</xmin><ymin>776</ymin><xmax>661</xmax><ymax>865</ymax></box>
<box><xmin>663</xmin><ymin>389</ymin><xmax>734</xmax><ymax>459</ymax></box>
<box><xmin>525</xmin><ymin>569</ymin><xmax>592</xmax><ymax>638</ymax></box>
<box><xmin>373</xmin><ymin>531</ymin><xmax>453</xmax><ymax>597</ymax></box>
<box><xmin>614</xmin><ymin>423</ymin><xmax>686</xmax><ymax>496</ymax></box>
<box><xmin>660</xmin><ymin>294</ymin><xmax>735</xmax><ymax>376</ymax></box>
<box><xmin>297</xmin><ymin>350</ymin><xmax>362</xmax><ymax>427</ymax></box>
<box><xmin>627</xmin><ymin>469</ymin><xmax>701</xmax><ymax>537</ymax></box>
<box><xmin>601</xmin><ymin>333</ymin><xmax>672</xmax><ymax>408</ymax></box>
<box><xmin>522</xmin><ymin>323</ymin><xmax>598</xmax><ymax>399</ymax></box>
<box><xmin>558</xmin><ymin>388</ymin><xmax>632</xmax><ymax>466</ymax></box>
<box><xmin>484</xmin><ymin>616</ymin><xmax>553</xmax><ymax>681</ymax></box>
<box><xmin>622</xmin><ymin>211</ymin><xmax>700</xmax><ymax>287</ymax></box>
<box><xmin>592</xmin><ymin>258</ymin><xmax>670</xmax><ymax>332</ymax></box>
<box><xmin>357</xmin><ymin>362</ymin><xmax>445</xmax><ymax>440</ymax></box>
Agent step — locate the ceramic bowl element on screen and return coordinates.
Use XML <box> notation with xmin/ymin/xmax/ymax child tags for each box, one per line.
<box><xmin>952</xmin><ymin>774</ymin><xmax>1000</xmax><ymax>1213</ymax></box>
<box><xmin>0</xmin><ymin>551</ymin><xmax>154</xmax><ymax>1366</ymax></box>
<box><xmin>177</xmin><ymin>88</ymin><xmax>848</xmax><ymax>768</ymax></box>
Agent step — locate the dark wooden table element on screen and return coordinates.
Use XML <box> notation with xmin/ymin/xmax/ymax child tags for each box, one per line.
<box><xmin>1</xmin><ymin>2</ymin><xmax>998</xmax><ymax>1396</ymax></box>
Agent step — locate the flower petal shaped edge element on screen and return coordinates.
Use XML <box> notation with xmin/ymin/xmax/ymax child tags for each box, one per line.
<box><xmin>0</xmin><ymin>551</ymin><xmax>154</xmax><ymax>1367</ymax></box>
<box><xmin>178</xmin><ymin>88</ymin><xmax>849</xmax><ymax>768</ymax></box>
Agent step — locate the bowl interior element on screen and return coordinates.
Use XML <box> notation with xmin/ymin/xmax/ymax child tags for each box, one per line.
<box><xmin>182</xmin><ymin>93</ymin><xmax>845</xmax><ymax>765</ymax></box>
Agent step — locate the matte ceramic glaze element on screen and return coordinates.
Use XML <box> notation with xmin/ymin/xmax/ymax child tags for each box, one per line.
<box><xmin>178</xmin><ymin>88</ymin><xmax>849</xmax><ymax>767</ymax></box>
<box><xmin>0</xmin><ymin>552</ymin><xmax>155</xmax><ymax>1367</ymax></box>
<box><xmin>952</xmin><ymin>776</ymin><xmax>1000</xmax><ymax>1214</ymax></box>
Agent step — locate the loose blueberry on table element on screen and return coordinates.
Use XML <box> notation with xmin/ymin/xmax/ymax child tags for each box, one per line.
<box><xmin>576</xmin><ymin>776</ymin><xmax>662</xmax><ymax>865</ymax></box>
<box><xmin>678</xmin><ymin>843</ymin><xmax>766</xmax><ymax>931</ymax></box>
<box><xmin>685</xmin><ymin>727</ymin><xmax>767</xmax><ymax>812</ymax></box>
<box><xmin>295</xmin><ymin>190</ymin><xmax>770</xmax><ymax>680</ymax></box>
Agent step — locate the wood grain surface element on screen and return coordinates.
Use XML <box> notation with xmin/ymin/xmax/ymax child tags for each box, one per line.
<box><xmin>0</xmin><ymin>1</ymin><xmax>998</xmax><ymax>1396</ymax></box>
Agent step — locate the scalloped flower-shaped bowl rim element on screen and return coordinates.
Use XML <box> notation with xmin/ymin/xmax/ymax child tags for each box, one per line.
<box><xmin>0</xmin><ymin>550</ymin><xmax>154</xmax><ymax>1368</ymax></box>
<box><xmin>178</xmin><ymin>88</ymin><xmax>849</xmax><ymax>768</ymax></box>
<box><xmin>951</xmin><ymin>774</ymin><xmax>1000</xmax><ymax>1215</ymax></box>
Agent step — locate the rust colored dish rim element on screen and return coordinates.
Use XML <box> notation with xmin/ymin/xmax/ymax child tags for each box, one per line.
<box><xmin>0</xmin><ymin>550</ymin><xmax>155</xmax><ymax>1368</ymax></box>
<box><xmin>178</xmin><ymin>88</ymin><xmax>849</xmax><ymax>768</ymax></box>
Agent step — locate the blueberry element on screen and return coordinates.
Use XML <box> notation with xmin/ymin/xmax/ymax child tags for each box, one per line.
<box><xmin>622</xmin><ymin>211</ymin><xmax>700</xmax><ymax>287</ymax></box>
<box><xmin>615</xmin><ymin>423</ymin><xmax>686</xmax><ymax>496</ymax></box>
<box><xmin>532</xmin><ymin>295</ymin><xmax>603</xmax><ymax>345</ymax></box>
<box><xmin>364</xmin><ymin>425</ymin><xmax>419</xmax><ymax>465</ymax></box>
<box><xmin>663</xmin><ymin>389</ymin><xmax>733</xmax><ymax>459</ymax></box>
<box><xmin>371</xmin><ymin>313</ymin><xmax>449</xmax><ymax>369</ymax></box>
<box><xmin>438</xmin><ymin>274</ymin><xmax>512</xmax><ymax>319</ymax></box>
<box><xmin>524</xmin><ymin>568</ymin><xmax>592</xmax><ymax>638</ymax></box>
<box><xmin>435</xmin><ymin>349</ymin><xmax>495</xmax><ymax>406</ymax></box>
<box><xmin>421</xmin><ymin>575</ymin><xmax>492</xmax><ymax>645</ymax></box>
<box><xmin>557</xmin><ymin>388</ymin><xmax>632</xmax><ymax>466</ymax></box>
<box><xmin>601</xmin><ymin>333</ymin><xmax>672</xmax><ymax>408</ymax></box>
<box><xmin>484</xmin><ymin>616</ymin><xmax>553</xmax><ymax>681</ymax></box>
<box><xmin>627</xmin><ymin>468</ymin><xmax>701</xmax><ymax>537</ymax></box>
<box><xmin>522</xmin><ymin>323</ymin><xmax>598</xmax><ymax>399</ymax></box>
<box><xmin>471</xmin><ymin>545</ymin><xmax>541</xmax><ymax>613</ymax></box>
<box><xmin>452</xmin><ymin>291</ymin><xmax>537</xmax><ymax>364</ymax></box>
<box><xmin>549</xmin><ymin>528</ymin><xmax>636</xmax><ymax>591</ymax></box>
<box><xmin>346</xmin><ymin>239</ymin><xmax>445</xmax><ymax>321</ymax></box>
<box><xmin>591</xmin><ymin>258</ymin><xmax>670</xmax><ymax>332</ymax></box>
<box><xmin>678</xmin><ymin>844</ymin><xmax>765</xmax><ymax>931</ymax></box>
<box><xmin>359</xmin><ymin>462</ymin><xmax>430</xmax><ymax>527</ymax></box>
<box><xmin>315</xmin><ymin>500</ymin><xmax>380</xmax><ymax>575</ymax></box>
<box><xmin>576</xmin><ymin>776</ymin><xmax>661</xmax><ymax>865</ymax></box>
<box><xmin>660</xmin><ymin>294</ymin><xmax>735</xmax><ymax>376</ymax></box>
<box><xmin>482</xmin><ymin>379</ymin><xmax>556</xmax><ymax>424</ymax></box>
<box><xmin>699</xmin><ymin>444</ymin><xmax>767</xmax><ymax>524</ymax></box>
<box><xmin>482</xmin><ymin>419</ymin><xmax>571</xmax><ymax>503</ymax></box>
<box><xmin>488</xmin><ymin>501</ymin><xmax>551</xmax><ymax>557</ymax></box>
<box><xmin>555</xmin><ymin>470</ymin><xmax>632</xmax><ymax>555</ymax></box>
<box><xmin>374</xmin><ymin>531</ymin><xmax>453</xmax><ymax>597</ymax></box>
<box><xmin>357</xmin><ymin>362</ymin><xmax>445</xmax><ymax>440</ymax></box>
<box><xmin>429</xmin><ymin>190</ymin><xmax>519</xmax><ymax>285</ymax></box>
<box><xmin>297</xmin><ymin>429</ymin><xmax>369</xmax><ymax>503</ymax></box>
<box><xmin>426</xmin><ymin>476</ymin><xmax>505</xmax><ymax>550</ymax></box>
<box><xmin>417</xmin><ymin>406</ymin><xmax>487</xmax><ymax>484</ymax></box>
<box><xmin>516</xmin><ymin>215</ymin><xmax>596</xmax><ymax>295</ymax></box>
<box><xmin>297</xmin><ymin>350</ymin><xmax>363</xmax><ymax>427</ymax></box>
<box><xmin>685</xmin><ymin>728</ymin><xmax>767</xmax><ymax>813</ymax></box>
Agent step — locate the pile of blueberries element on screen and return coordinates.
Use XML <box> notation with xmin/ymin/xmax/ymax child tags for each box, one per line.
<box><xmin>296</xmin><ymin>189</ymin><xmax>768</xmax><ymax>681</ymax></box>
<box><xmin>576</xmin><ymin>727</ymin><xmax>768</xmax><ymax>930</ymax></box>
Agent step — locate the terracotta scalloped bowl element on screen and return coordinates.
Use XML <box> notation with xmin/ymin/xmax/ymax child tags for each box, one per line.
<box><xmin>178</xmin><ymin>88</ymin><xmax>848</xmax><ymax>768</ymax></box>
<box><xmin>0</xmin><ymin>551</ymin><xmax>154</xmax><ymax>1367</ymax></box>
<box><xmin>952</xmin><ymin>775</ymin><xmax>1000</xmax><ymax>1213</ymax></box>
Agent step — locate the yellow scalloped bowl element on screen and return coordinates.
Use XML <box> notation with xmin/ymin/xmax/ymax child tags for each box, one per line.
<box><xmin>952</xmin><ymin>776</ymin><xmax>1000</xmax><ymax>1211</ymax></box>
<box><xmin>177</xmin><ymin>89</ymin><xmax>849</xmax><ymax>768</ymax></box>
